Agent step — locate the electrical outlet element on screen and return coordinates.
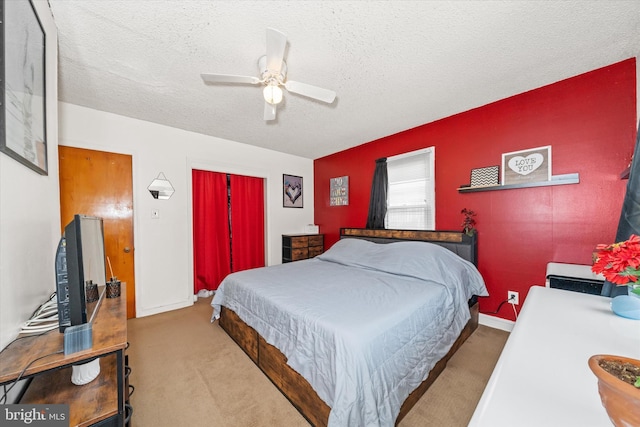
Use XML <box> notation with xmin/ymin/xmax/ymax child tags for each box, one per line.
<box><xmin>508</xmin><ymin>291</ymin><xmax>519</xmax><ymax>305</ymax></box>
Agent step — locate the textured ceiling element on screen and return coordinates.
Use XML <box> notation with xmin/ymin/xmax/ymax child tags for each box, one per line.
<box><xmin>48</xmin><ymin>1</ymin><xmax>640</xmax><ymax>159</ymax></box>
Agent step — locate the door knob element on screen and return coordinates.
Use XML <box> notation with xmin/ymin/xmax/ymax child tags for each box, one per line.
<box><xmin>124</xmin><ymin>247</ymin><xmax>131</xmax><ymax>253</ymax></box>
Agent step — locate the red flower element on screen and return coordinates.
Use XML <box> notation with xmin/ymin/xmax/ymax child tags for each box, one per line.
<box><xmin>461</xmin><ymin>208</ymin><xmax>477</xmax><ymax>236</ymax></box>
<box><xmin>592</xmin><ymin>235</ymin><xmax>640</xmax><ymax>285</ymax></box>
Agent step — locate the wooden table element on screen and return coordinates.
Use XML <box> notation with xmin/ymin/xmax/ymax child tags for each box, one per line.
<box><xmin>0</xmin><ymin>285</ymin><xmax>128</xmax><ymax>427</ymax></box>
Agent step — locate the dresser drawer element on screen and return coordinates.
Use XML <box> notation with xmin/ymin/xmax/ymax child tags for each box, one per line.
<box><xmin>308</xmin><ymin>235</ymin><xmax>324</xmax><ymax>247</ymax></box>
<box><xmin>308</xmin><ymin>246</ymin><xmax>324</xmax><ymax>258</ymax></box>
<box><xmin>290</xmin><ymin>236</ymin><xmax>309</xmax><ymax>248</ymax></box>
<box><xmin>282</xmin><ymin>234</ymin><xmax>324</xmax><ymax>263</ymax></box>
<box><xmin>291</xmin><ymin>248</ymin><xmax>309</xmax><ymax>260</ymax></box>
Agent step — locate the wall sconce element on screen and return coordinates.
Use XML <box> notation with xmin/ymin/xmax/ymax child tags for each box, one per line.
<box><xmin>148</xmin><ymin>172</ymin><xmax>175</xmax><ymax>200</ymax></box>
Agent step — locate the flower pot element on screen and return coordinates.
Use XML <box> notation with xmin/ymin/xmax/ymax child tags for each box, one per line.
<box><xmin>588</xmin><ymin>355</ymin><xmax>640</xmax><ymax>427</ymax></box>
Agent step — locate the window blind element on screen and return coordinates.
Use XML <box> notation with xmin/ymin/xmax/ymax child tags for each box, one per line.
<box><xmin>385</xmin><ymin>147</ymin><xmax>435</xmax><ymax>230</ymax></box>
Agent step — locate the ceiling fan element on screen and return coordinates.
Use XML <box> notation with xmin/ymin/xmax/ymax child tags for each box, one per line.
<box><xmin>200</xmin><ymin>28</ymin><xmax>336</xmax><ymax>121</ymax></box>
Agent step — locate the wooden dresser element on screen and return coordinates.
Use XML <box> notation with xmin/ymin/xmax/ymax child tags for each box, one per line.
<box><xmin>282</xmin><ymin>234</ymin><xmax>324</xmax><ymax>263</ymax></box>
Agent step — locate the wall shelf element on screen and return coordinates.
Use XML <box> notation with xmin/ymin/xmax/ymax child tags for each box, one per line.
<box><xmin>458</xmin><ymin>173</ymin><xmax>579</xmax><ymax>193</ymax></box>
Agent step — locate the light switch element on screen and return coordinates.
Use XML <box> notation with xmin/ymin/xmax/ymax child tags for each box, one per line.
<box><xmin>151</xmin><ymin>209</ymin><xmax>160</xmax><ymax>219</ymax></box>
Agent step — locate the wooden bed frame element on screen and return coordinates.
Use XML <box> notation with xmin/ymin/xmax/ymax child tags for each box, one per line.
<box><xmin>218</xmin><ymin>228</ymin><xmax>480</xmax><ymax>426</ymax></box>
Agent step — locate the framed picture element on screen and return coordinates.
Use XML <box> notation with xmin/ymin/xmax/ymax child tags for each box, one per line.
<box><xmin>1</xmin><ymin>0</ymin><xmax>48</xmax><ymax>175</ymax></box>
<box><xmin>283</xmin><ymin>174</ymin><xmax>303</xmax><ymax>208</ymax></box>
<box><xmin>330</xmin><ymin>176</ymin><xmax>349</xmax><ymax>206</ymax></box>
<box><xmin>502</xmin><ymin>145</ymin><xmax>551</xmax><ymax>186</ymax></box>
<box><xmin>470</xmin><ymin>166</ymin><xmax>499</xmax><ymax>188</ymax></box>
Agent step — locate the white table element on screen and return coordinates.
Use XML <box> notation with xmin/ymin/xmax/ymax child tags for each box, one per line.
<box><xmin>469</xmin><ymin>286</ymin><xmax>640</xmax><ymax>427</ymax></box>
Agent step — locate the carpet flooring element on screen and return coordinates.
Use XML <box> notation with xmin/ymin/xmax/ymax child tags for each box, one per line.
<box><xmin>126</xmin><ymin>297</ymin><xmax>509</xmax><ymax>426</ymax></box>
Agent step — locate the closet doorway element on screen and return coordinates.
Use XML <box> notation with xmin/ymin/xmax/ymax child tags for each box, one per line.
<box><xmin>192</xmin><ymin>169</ymin><xmax>265</xmax><ymax>295</ymax></box>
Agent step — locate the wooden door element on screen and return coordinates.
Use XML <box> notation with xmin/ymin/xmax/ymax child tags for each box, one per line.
<box><xmin>58</xmin><ymin>146</ymin><xmax>136</xmax><ymax>318</ymax></box>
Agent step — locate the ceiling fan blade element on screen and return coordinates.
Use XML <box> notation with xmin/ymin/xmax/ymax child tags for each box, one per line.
<box><xmin>265</xmin><ymin>28</ymin><xmax>287</xmax><ymax>74</ymax></box>
<box><xmin>200</xmin><ymin>73</ymin><xmax>260</xmax><ymax>85</ymax></box>
<box><xmin>264</xmin><ymin>102</ymin><xmax>276</xmax><ymax>121</ymax></box>
<box><xmin>284</xmin><ymin>80</ymin><xmax>336</xmax><ymax>104</ymax></box>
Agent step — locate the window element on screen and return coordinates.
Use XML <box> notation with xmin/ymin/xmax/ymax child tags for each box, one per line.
<box><xmin>385</xmin><ymin>147</ymin><xmax>435</xmax><ymax>230</ymax></box>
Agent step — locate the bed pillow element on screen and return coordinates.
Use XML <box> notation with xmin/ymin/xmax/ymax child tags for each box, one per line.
<box><xmin>316</xmin><ymin>238</ymin><xmax>379</xmax><ymax>265</ymax></box>
<box><xmin>319</xmin><ymin>239</ymin><xmax>488</xmax><ymax>297</ymax></box>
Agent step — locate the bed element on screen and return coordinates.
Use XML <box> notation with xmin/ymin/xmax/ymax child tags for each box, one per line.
<box><xmin>211</xmin><ymin>228</ymin><xmax>488</xmax><ymax>426</ymax></box>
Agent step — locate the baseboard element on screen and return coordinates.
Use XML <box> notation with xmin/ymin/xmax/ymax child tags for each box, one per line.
<box><xmin>479</xmin><ymin>313</ymin><xmax>515</xmax><ymax>332</ymax></box>
<box><xmin>136</xmin><ymin>299</ymin><xmax>193</xmax><ymax>318</ymax></box>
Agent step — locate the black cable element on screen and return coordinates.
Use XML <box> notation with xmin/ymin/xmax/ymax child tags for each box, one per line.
<box><xmin>0</xmin><ymin>350</ymin><xmax>63</xmax><ymax>404</ymax></box>
<box><xmin>482</xmin><ymin>298</ymin><xmax>511</xmax><ymax>315</ymax></box>
<box><xmin>0</xmin><ymin>329</ymin><xmax>56</xmax><ymax>356</ymax></box>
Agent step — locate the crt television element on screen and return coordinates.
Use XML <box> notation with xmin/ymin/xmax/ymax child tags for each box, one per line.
<box><xmin>56</xmin><ymin>215</ymin><xmax>107</xmax><ymax>332</ymax></box>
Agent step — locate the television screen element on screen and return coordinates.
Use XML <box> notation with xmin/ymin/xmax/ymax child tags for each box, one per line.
<box><xmin>56</xmin><ymin>215</ymin><xmax>107</xmax><ymax>332</ymax></box>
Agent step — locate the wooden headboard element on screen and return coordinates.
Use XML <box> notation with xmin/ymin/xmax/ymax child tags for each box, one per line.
<box><xmin>340</xmin><ymin>228</ymin><xmax>478</xmax><ymax>266</ymax></box>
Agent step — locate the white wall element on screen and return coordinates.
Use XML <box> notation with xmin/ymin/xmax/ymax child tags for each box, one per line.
<box><xmin>0</xmin><ymin>0</ymin><xmax>59</xmax><ymax>350</ymax></box>
<box><xmin>57</xmin><ymin>103</ymin><xmax>315</xmax><ymax>317</ymax></box>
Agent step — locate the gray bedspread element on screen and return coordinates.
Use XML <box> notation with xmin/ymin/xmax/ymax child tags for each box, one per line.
<box><xmin>211</xmin><ymin>238</ymin><xmax>488</xmax><ymax>427</ymax></box>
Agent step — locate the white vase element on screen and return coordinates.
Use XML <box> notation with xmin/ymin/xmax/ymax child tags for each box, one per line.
<box><xmin>71</xmin><ymin>358</ymin><xmax>101</xmax><ymax>385</ymax></box>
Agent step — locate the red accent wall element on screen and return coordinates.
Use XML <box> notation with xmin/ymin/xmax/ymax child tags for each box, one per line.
<box><xmin>313</xmin><ymin>58</ymin><xmax>638</xmax><ymax>321</ymax></box>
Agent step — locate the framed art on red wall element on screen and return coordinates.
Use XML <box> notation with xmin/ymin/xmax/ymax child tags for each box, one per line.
<box><xmin>470</xmin><ymin>166</ymin><xmax>499</xmax><ymax>188</ymax></box>
<box><xmin>330</xmin><ymin>176</ymin><xmax>349</xmax><ymax>206</ymax></box>
<box><xmin>501</xmin><ymin>145</ymin><xmax>551</xmax><ymax>185</ymax></box>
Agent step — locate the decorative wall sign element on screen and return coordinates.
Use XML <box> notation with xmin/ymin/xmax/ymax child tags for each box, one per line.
<box><xmin>502</xmin><ymin>146</ymin><xmax>551</xmax><ymax>185</ymax></box>
<box><xmin>283</xmin><ymin>174</ymin><xmax>303</xmax><ymax>208</ymax></box>
<box><xmin>0</xmin><ymin>0</ymin><xmax>48</xmax><ymax>175</ymax></box>
<box><xmin>470</xmin><ymin>166</ymin><xmax>499</xmax><ymax>187</ymax></box>
<box><xmin>330</xmin><ymin>176</ymin><xmax>349</xmax><ymax>206</ymax></box>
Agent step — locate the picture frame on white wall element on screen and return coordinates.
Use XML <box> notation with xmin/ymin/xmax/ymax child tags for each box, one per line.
<box><xmin>0</xmin><ymin>0</ymin><xmax>48</xmax><ymax>175</ymax></box>
<box><xmin>283</xmin><ymin>174</ymin><xmax>303</xmax><ymax>208</ymax></box>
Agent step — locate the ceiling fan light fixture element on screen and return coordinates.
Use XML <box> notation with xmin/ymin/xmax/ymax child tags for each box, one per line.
<box><xmin>263</xmin><ymin>84</ymin><xmax>283</xmax><ymax>105</ymax></box>
<box><xmin>201</xmin><ymin>29</ymin><xmax>336</xmax><ymax>118</ymax></box>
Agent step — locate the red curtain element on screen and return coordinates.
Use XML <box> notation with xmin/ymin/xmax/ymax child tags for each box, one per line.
<box><xmin>192</xmin><ymin>170</ymin><xmax>265</xmax><ymax>294</ymax></box>
<box><xmin>230</xmin><ymin>174</ymin><xmax>265</xmax><ymax>272</ymax></box>
<box><xmin>192</xmin><ymin>170</ymin><xmax>230</xmax><ymax>293</ymax></box>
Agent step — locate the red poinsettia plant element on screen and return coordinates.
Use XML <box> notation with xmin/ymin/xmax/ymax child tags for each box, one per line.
<box><xmin>591</xmin><ymin>234</ymin><xmax>640</xmax><ymax>290</ymax></box>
